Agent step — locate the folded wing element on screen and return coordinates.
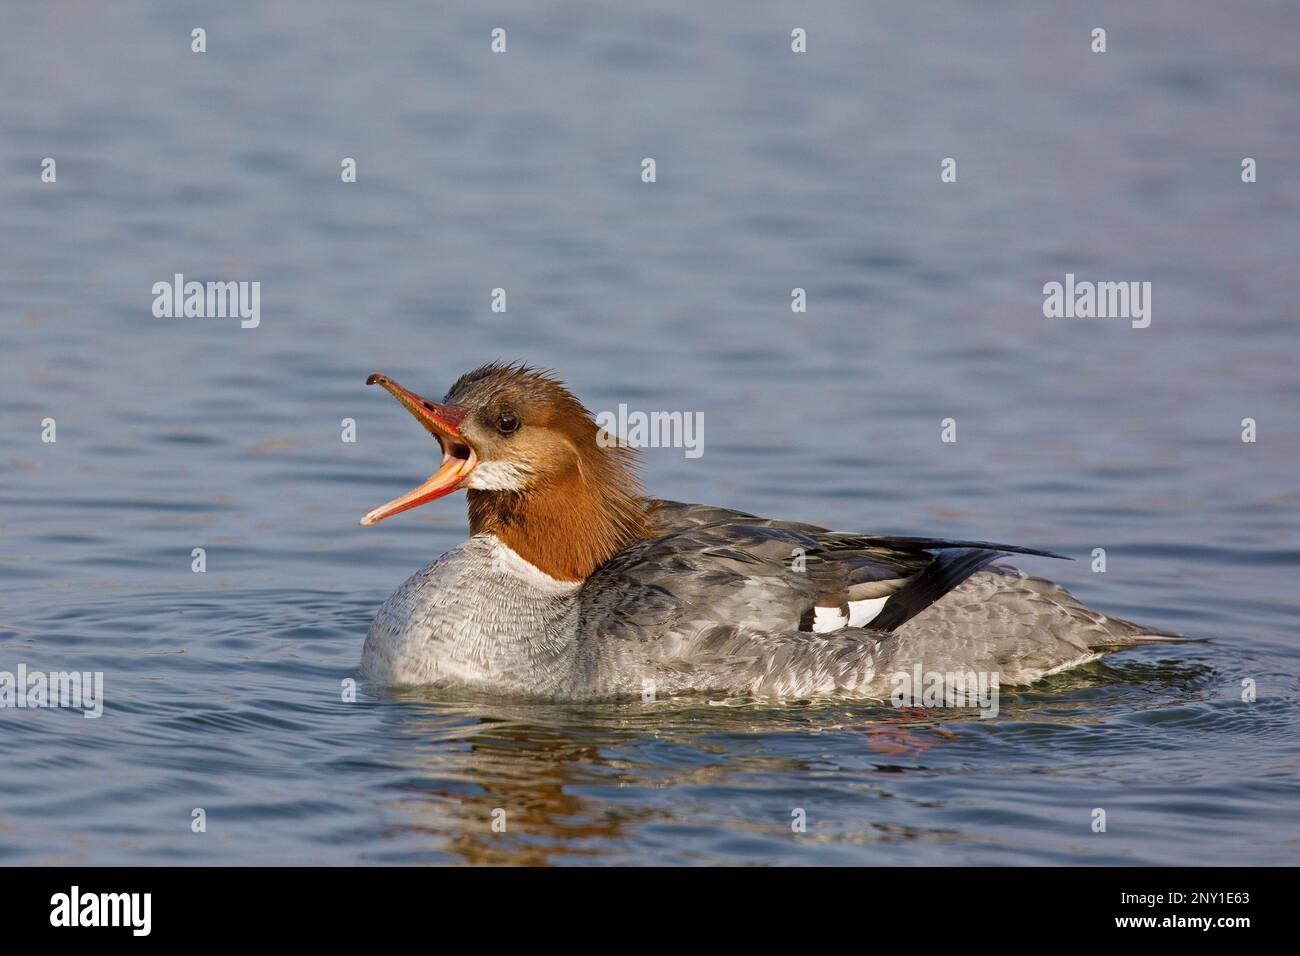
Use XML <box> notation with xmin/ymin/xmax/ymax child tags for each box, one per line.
<box><xmin>581</xmin><ymin>500</ymin><xmax>1068</xmax><ymax>639</ymax></box>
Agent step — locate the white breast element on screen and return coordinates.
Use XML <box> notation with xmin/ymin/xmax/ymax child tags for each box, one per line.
<box><xmin>361</xmin><ymin>534</ymin><xmax>580</xmax><ymax>690</ymax></box>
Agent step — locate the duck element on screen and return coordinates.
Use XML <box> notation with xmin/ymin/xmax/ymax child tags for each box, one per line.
<box><xmin>358</xmin><ymin>362</ymin><xmax>1181</xmax><ymax>701</ymax></box>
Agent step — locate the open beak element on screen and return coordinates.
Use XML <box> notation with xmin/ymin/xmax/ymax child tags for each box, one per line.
<box><xmin>359</xmin><ymin>373</ymin><xmax>476</xmax><ymax>526</ymax></box>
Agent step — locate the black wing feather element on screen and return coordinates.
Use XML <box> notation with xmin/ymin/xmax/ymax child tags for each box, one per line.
<box><xmin>865</xmin><ymin>548</ymin><xmax>1004</xmax><ymax>632</ymax></box>
<box><xmin>827</xmin><ymin>535</ymin><xmax>1069</xmax><ymax>561</ymax></box>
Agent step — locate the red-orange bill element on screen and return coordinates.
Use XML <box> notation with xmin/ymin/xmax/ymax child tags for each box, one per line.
<box><xmin>360</xmin><ymin>374</ymin><xmax>476</xmax><ymax>526</ymax></box>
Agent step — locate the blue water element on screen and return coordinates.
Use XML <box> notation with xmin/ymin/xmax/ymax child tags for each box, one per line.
<box><xmin>2</xmin><ymin>0</ymin><xmax>1298</xmax><ymax>864</ymax></box>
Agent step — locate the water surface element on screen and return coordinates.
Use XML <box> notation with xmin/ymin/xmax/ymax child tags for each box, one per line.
<box><xmin>2</xmin><ymin>1</ymin><xmax>1298</xmax><ymax>864</ymax></box>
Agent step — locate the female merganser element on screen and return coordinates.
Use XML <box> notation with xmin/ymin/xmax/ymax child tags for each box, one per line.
<box><xmin>359</xmin><ymin>363</ymin><xmax>1180</xmax><ymax>700</ymax></box>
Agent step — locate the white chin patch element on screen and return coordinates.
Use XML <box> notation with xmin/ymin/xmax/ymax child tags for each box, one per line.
<box><xmin>465</xmin><ymin>460</ymin><xmax>529</xmax><ymax>492</ymax></box>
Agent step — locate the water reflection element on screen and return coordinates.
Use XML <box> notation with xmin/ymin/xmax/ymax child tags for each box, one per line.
<box><xmin>363</xmin><ymin>674</ymin><xmax>1219</xmax><ymax>864</ymax></box>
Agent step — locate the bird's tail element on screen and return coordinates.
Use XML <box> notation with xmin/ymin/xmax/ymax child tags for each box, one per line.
<box><xmin>1086</xmin><ymin>615</ymin><xmax>1198</xmax><ymax>650</ymax></box>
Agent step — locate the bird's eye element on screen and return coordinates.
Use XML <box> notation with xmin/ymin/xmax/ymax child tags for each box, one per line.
<box><xmin>496</xmin><ymin>409</ymin><xmax>520</xmax><ymax>435</ymax></box>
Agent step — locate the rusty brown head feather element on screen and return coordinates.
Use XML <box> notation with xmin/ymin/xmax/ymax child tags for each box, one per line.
<box><xmin>361</xmin><ymin>362</ymin><xmax>654</xmax><ymax>582</ymax></box>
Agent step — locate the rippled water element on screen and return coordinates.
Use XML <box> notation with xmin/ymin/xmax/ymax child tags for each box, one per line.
<box><xmin>2</xmin><ymin>1</ymin><xmax>1299</xmax><ymax>865</ymax></box>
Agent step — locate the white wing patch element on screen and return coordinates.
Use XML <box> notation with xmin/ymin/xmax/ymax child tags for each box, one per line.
<box><xmin>848</xmin><ymin>596</ymin><xmax>888</xmax><ymax>627</ymax></box>
<box><xmin>811</xmin><ymin>607</ymin><xmax>848</xmax><ymax>633</ymax></box>
<box><xmin>811</xmin><ymin>596</ymin><xmax>889</xmax><ymax>633</ymax></box>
